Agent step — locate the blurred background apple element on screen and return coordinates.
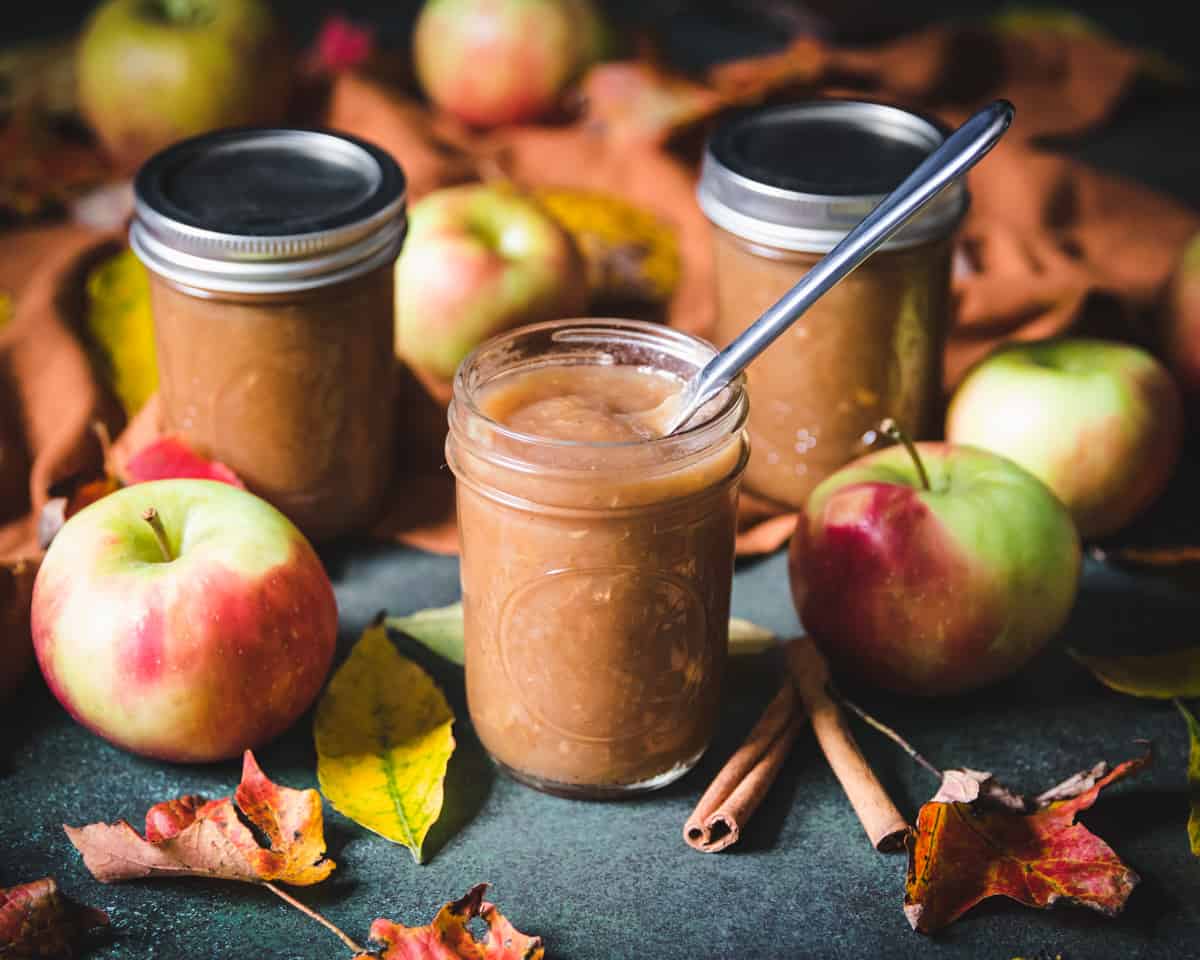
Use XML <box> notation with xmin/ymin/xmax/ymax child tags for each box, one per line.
<box><xmin>77</xmin><ymin>0</ymin><xmax>293</xmax><ymax>171</ymax></box>
<box><xmin>394</xmin><ymin>182</ymin><xmax>587</xmax><ymax>382</ymax></box>
<box><xmin>412</xmin><ymin>0</ymin><xmax>609</xmax><ymax>127</ymax></box>
<box><xmin>945</xmin><ymin>337</ymin><xmax>1183</xmax><ymax>539</ymax></box>
<box><xmin>1163</xmin><ymin>231</ymin><xmax>1200</xmax><ymax>423</ymax></box>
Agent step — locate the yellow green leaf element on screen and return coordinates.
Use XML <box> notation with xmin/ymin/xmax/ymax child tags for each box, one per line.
<box><xmin>387</xmin><ymin>603</ymin><xmax>465</xmax><ymax>665</ymax></box>
<box><xmin>388</xmin><ymin>602</ymin><xmax>777</xmax><ymax>664</ymax></box>
<box><xmin>314</xmin><ymin>620</ymin><xmax>455</xmax><ymax>864</ymax></box>
<box><xmin>84</xmin><ymin>248</ymin><xmax>157</xmax><ymax>417</ymax></box>
<box><xmin>1069</xmin><ymin>647</ymin><xmax>1200</xmax><ymax>699</ymax></box>
<box><xmin>1176</xmin><ymin>699</ymin><xmax>1200</xmax><ymax>856</ymax></box>
<box><xmin>728</xmin><ymin>617</ymin><xmax>776</xmax><ymax>655</ymax></box>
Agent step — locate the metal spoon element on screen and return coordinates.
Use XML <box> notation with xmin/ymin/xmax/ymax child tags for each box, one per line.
<box><xmin>662</xmin><ymin>98</ymin><xmax>1015</xmax><ymax>436</ymax></box>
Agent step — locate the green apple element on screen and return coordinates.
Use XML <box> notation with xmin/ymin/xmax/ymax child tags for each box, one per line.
<box><xmin>31</xmin><ymin>479</ymin><xmax>336</xmax><ymax>762</ymax></box>
<box><xmin>394</xmin><ymin>183</ymin><xmax>586</xmax><ymax>381</ymax></box>
<box><xmin>945</xmin><ymin>337</ymin><xmax>1183</xmax><ymax>539</ymax></box>
<box><xmin>789</xmin><ymin>427</ymin><xmax>1081</xmax><ymax>696</ymax></box>
<box><xmin>77</xmin><ymin>0</ymin><xmax>292</xmax><ymax>170</ymax></box>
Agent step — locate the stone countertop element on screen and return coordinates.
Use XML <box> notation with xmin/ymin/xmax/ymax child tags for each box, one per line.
<box><xmin>3</xmin><ymin>451</ymin><xmax>1200</xmax><ymax>958</ymax></box>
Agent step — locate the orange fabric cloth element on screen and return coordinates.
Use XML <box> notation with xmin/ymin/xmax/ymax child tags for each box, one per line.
<box><xmin>2</xmin><ymin>23</ymin><xmax>1198</xmax><ymax>663</ymax></box>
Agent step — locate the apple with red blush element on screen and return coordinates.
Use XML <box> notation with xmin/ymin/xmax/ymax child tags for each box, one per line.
<box><xmin>945</xmin><ymin>337</ymin><xmax>1183</xmax><ymax>539</ymax></box>
<box><xmin>789</xmin><ymin>422</ymin><xmax>1081</xmax><ymax>696</ymax></box>
<box><xmin>394</xmin><ymin>182</ymin><xmax>586</xmax><ymax>382</ymax></box>
<box><xmin>31</xmin><ymin>479</ymin><xmax>336</xmax><ymax>761</ymax></box>
<box><xmin>413</xmin><ymin>0</ymin><xmax>609</xmax><ymax>127</ymax></box>
<box><xmin>1162</xmin><ymin>232</ymin><xmax>1200</xmax><ymax>421</ymax></box>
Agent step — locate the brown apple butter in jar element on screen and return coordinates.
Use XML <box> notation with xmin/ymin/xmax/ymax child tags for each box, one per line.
<box><xmin>447</xmin><ymin>319</ymin><xmax>749</xmax><ymax>798</ymax></box>
<box><xmin>699</xmin><ymin>101</ymin><xmax>967</xmax><ymax>509</ymax></box>
<box><xmin>131</xmin><ymin>129</ymin><xmax>407</xmax><ymax>540</ymax></box>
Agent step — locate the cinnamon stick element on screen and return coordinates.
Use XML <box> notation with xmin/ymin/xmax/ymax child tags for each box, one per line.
<box><xmin>786</xmin><ymin>636</ymin><xmax>910</xmax><ymax>852</ymax></box>
<box><xmin>683</xmin><ymin>682</ymin><xmax>805</xmax><ymax>852</ymax></box>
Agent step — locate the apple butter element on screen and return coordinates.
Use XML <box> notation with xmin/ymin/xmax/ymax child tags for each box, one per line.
<box><xmin>698</xmin><ymin>100</ymin><xmax>966</xmax><ymax>509</ymax></box>
<box><xmin>131</xmin><ymin>129</ymin><xmax>407</xmax><ymax>540</ymax></box>
<box><xmin>447</xmin><ymin>319</ymin><xmax>749</xmax><ymax>798</ymax></box>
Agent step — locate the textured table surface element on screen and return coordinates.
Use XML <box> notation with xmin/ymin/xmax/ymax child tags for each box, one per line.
<box><xmin>3</xmin><ymin>451</ymin><xmax>1200</xmax><ymax>959</ymax></box>
<box><xmin>5</xmin><ymin>3</ymin><xmax>1200</xmax><ymax>958</ymax></box>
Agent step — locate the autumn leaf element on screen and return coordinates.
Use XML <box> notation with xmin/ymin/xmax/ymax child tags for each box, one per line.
<box><xmin>1090</xmin><ymin>544</ymin><xmax>1200</xmax><ymax>567</ymax></box>
<box><xmin>532</xmin><ymin>187</ymin><xmax>679</xmax><ymax>306</ymax></box>
<box><xmin>367</xmin><ymin>884</ymin><xmax>544</xmax><ymax>960</ymax></box>
<box><xmin>1069</xmin><ymin>647</ymin><xmax>1200</xmax><ymax>699</ymax></box>
<box><xmin>387</xmin><ymin>603</ymin><xmax>777</xmax><ymax>665</ymax></box>
<box><xmin>1177</xmin><ymin>700</ymin><xmax>1200</xmax><ymax>856</ymax></box>
<box><xmin>0</xmin><ymin>876</ymin><xmax>108</xmax><ymax>959</ymax></box>
<box><xmin>579</xmin><ymin>61</ymin><xmax>724</xmax><ymax>144</ymax></box>
<box><xmin>0</xmin><ymin>290</ymin><xmax>11</xmax><ymax>333</ymax></box>
<box><xmin>121</xmin><ymin>435</ymin><xmax>244</xmax><ymax>488</ymax></box>
<box><xmin>728</xmin><ymin>617</ymin><xmax>777</xmax><ymax>655</ymax></box>
<box><xmin>83</xmin><ymin>248</ymin><xmax>156</xmax><ymax>419</ymax></box>
<box><xmin>314</xmin><ymin>619</ymin><xmax>455</xmax><ymax>863</ymax></box>
<box><xmin>387</xmin><ymin>603</ymin><xmax>467</xmax><ymax>665</ymax></box>
<box><xmin>64</xmin><ymin>750</ymin><xmax>334</xmax><ymax>886</ymax></box>
<box><xmin>305</xmin><ymin>14</ymin><xmax>376</xmax><ymax>74</ymax></box>
<box><xmin>904</xmin><ymin>753</ymin><xmax>1148</xmax><ymax>933</ymax></box>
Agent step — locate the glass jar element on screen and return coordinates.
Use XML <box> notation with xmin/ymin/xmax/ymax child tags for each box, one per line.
<box><xmin>446</xmin><ymin>319</ymin><xmax>749</xmax><ymax>798</ymax></box>
<box><xmin>699</xmin><ymin>100</ymin><xmax>966</xmax><ymax>510</ymax></box>
<box><xmin>131</xmin><ymin>128</ymin><xmax>407</xmax><ymax>541</ymax></box>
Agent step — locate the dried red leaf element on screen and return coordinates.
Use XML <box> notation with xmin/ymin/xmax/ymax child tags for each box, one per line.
<box><xmin>0</xmin><ymin>876</ymin><xmax>109</xmax><ymax>958</ymax></box>
<box><xmin>905</xmin><ymin>754</ymin><xmax>1148</xmax><ymax>933</ymax></box>
<box><xmin>64</xmin><ymin>750</ymin><xmax>333</xmax><ymax>887</ymax></box>
<box><xmin>122</xmin><ymin>434</ymin><xmax>244</xmax><ymax>488</ymax></box>
<box><xmin>1091</xmin><ymin>544</ymin><xmax>1200</xmax><ymax>567</ymax></box>
<box><xmin>307</xmin><ymin>14</ymin><xmax>376</xmax><ymax>73</ymax></box>
<box><xmin>368</xmin><ymin>884</ymin><xmax>544</xmax><ymax>960</ymax></box>
<box><xmin>579</xmin><ymin>62</ymin><xmax>725</xmax><ymax>145</ymax></box>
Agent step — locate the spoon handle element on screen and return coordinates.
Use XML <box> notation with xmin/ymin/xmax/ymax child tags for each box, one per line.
<box><xmin>667</xmin><ymin>98</ymin><xmax>1014</xmax><ymax>435</ymax></box>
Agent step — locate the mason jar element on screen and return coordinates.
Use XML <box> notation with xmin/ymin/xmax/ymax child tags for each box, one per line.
<box><xmin>446</xmin><ymin>319</ymin><xmax>749</xmax><ymax>798</ymax></box>
<box><xmin>698</xmin><ymin>100</ymin><xmax>966</xmax><ymax>510</ymax></box>
<box><xmin>130</xmin><ymin>128</ymin><xmax>406</xmax><ymax>541</ymax></box>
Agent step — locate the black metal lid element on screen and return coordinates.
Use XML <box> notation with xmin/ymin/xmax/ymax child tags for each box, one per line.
<box><xmin>698</xmin><ymin>100</ymin><xmax>967</xmax><ymax>252</ymax></box>
<box><xmin>131</xmin><ymin>128</ymin><xmax>407</xmax><ymax>293</ymax></box>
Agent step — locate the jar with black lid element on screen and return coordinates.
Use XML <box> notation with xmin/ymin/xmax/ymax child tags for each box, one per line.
<box><xmin>698</xmin><ymin>100</ymin><xmax>967</xmax><ymax>510</ymax></box>
<box><xmin>130</xmin><ymin>128</ymin><xmax>406</xmax><ymax>540</ymax></box>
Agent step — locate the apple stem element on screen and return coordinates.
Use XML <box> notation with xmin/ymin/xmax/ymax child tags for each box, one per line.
<box><xmin>262</xmin><ymin>882</ymin><xmax>366</xmax><ymax>955</ymax></box>
<box><xmin>878</xmin><ymin>418</ymin><xmax>931</xmax><ymax>493</ymax></box>
<box><xmin>142</xmin><ymin>507</ymin><xmax>174</xmax><ymax>562</ymax></box>
<box><xmin>838</xmin><ymin>694</ymin><xmax>943</xmax><ymax>780</ymax></box>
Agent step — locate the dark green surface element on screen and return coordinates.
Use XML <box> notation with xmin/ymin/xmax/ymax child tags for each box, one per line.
<box><xmin>4</xmin><ymin>454</ymin><xmax>1200</xmax><ymax>959</ymax></box>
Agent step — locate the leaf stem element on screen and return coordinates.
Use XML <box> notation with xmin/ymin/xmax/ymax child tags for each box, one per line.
<box><xmin>141</xmin><ymin>507</ymin><xmax>173</xmax><ymax>562</ymax></box>
<box><xmin>262</xmin><ymin>882</ymin><xmax>365</xmax><ymax>955</ymax></box>
<box><xmin>878</xmin><ymin>418</ymin><xmax>930</xmax><ymax>492</ymax></box>
<box><xmin>837</xmin><ymin>693</ymin><xmax>942</xmax><ymax>779</ymax></box>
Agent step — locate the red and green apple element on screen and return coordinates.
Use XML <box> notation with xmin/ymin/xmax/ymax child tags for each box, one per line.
<box><xmin>77</xmin><ymin>0</ymin><xmax>293</xmax><ymax>170</ymax></box>
<box><xmin>1163</xmin><ymin>231</ymin><xmax>1200</xmax><ymax>419</ymax></box>
<box><xmin>394</xmin><ymin>183</ymin><xmax>586</xmax><ymax>381</ymax></box>
<box><xmin>412</xmin><ymin>0</ymin><xmax>608</xmax><ymax>127</ymax></box>
<box><xmin>31</xmin><ymin>479</ymin><xmax>336</xmax><ymax>762</ymax></box>
<box><xmin>789</xmin><ymin>426</ymin><xmax>1081</xmax><ymax>696</ymax></box>
<box><xmin>945</xmin><ymin>337</ymin><xmax>1183</xmax><ymax>539</ymax></box>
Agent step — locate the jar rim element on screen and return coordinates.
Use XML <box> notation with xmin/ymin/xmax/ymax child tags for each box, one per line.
<box><xmin>450</xmin><ymin>318</ymin><xmax>747</xmax><ymax>458</ymax></box>
<box><xmin>697</xmin><ymin>99</ymin><xmax>968</xmax><ymax>253</ymax></box>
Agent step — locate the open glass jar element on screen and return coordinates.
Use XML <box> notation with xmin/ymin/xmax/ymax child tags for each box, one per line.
<box><xmin>699</xmin><ymin>100</ymin><xmax>967</xmax><ymax>510</ymax></box>
<box><xmin>130</xmin><ymin>128</ymin><xmax>406</xmax><ymax>541</ymax></box>
<box><xmin>446</xmin><ymin>319</ymin><xmax>749</xmax><ymax>798</ymax></box>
